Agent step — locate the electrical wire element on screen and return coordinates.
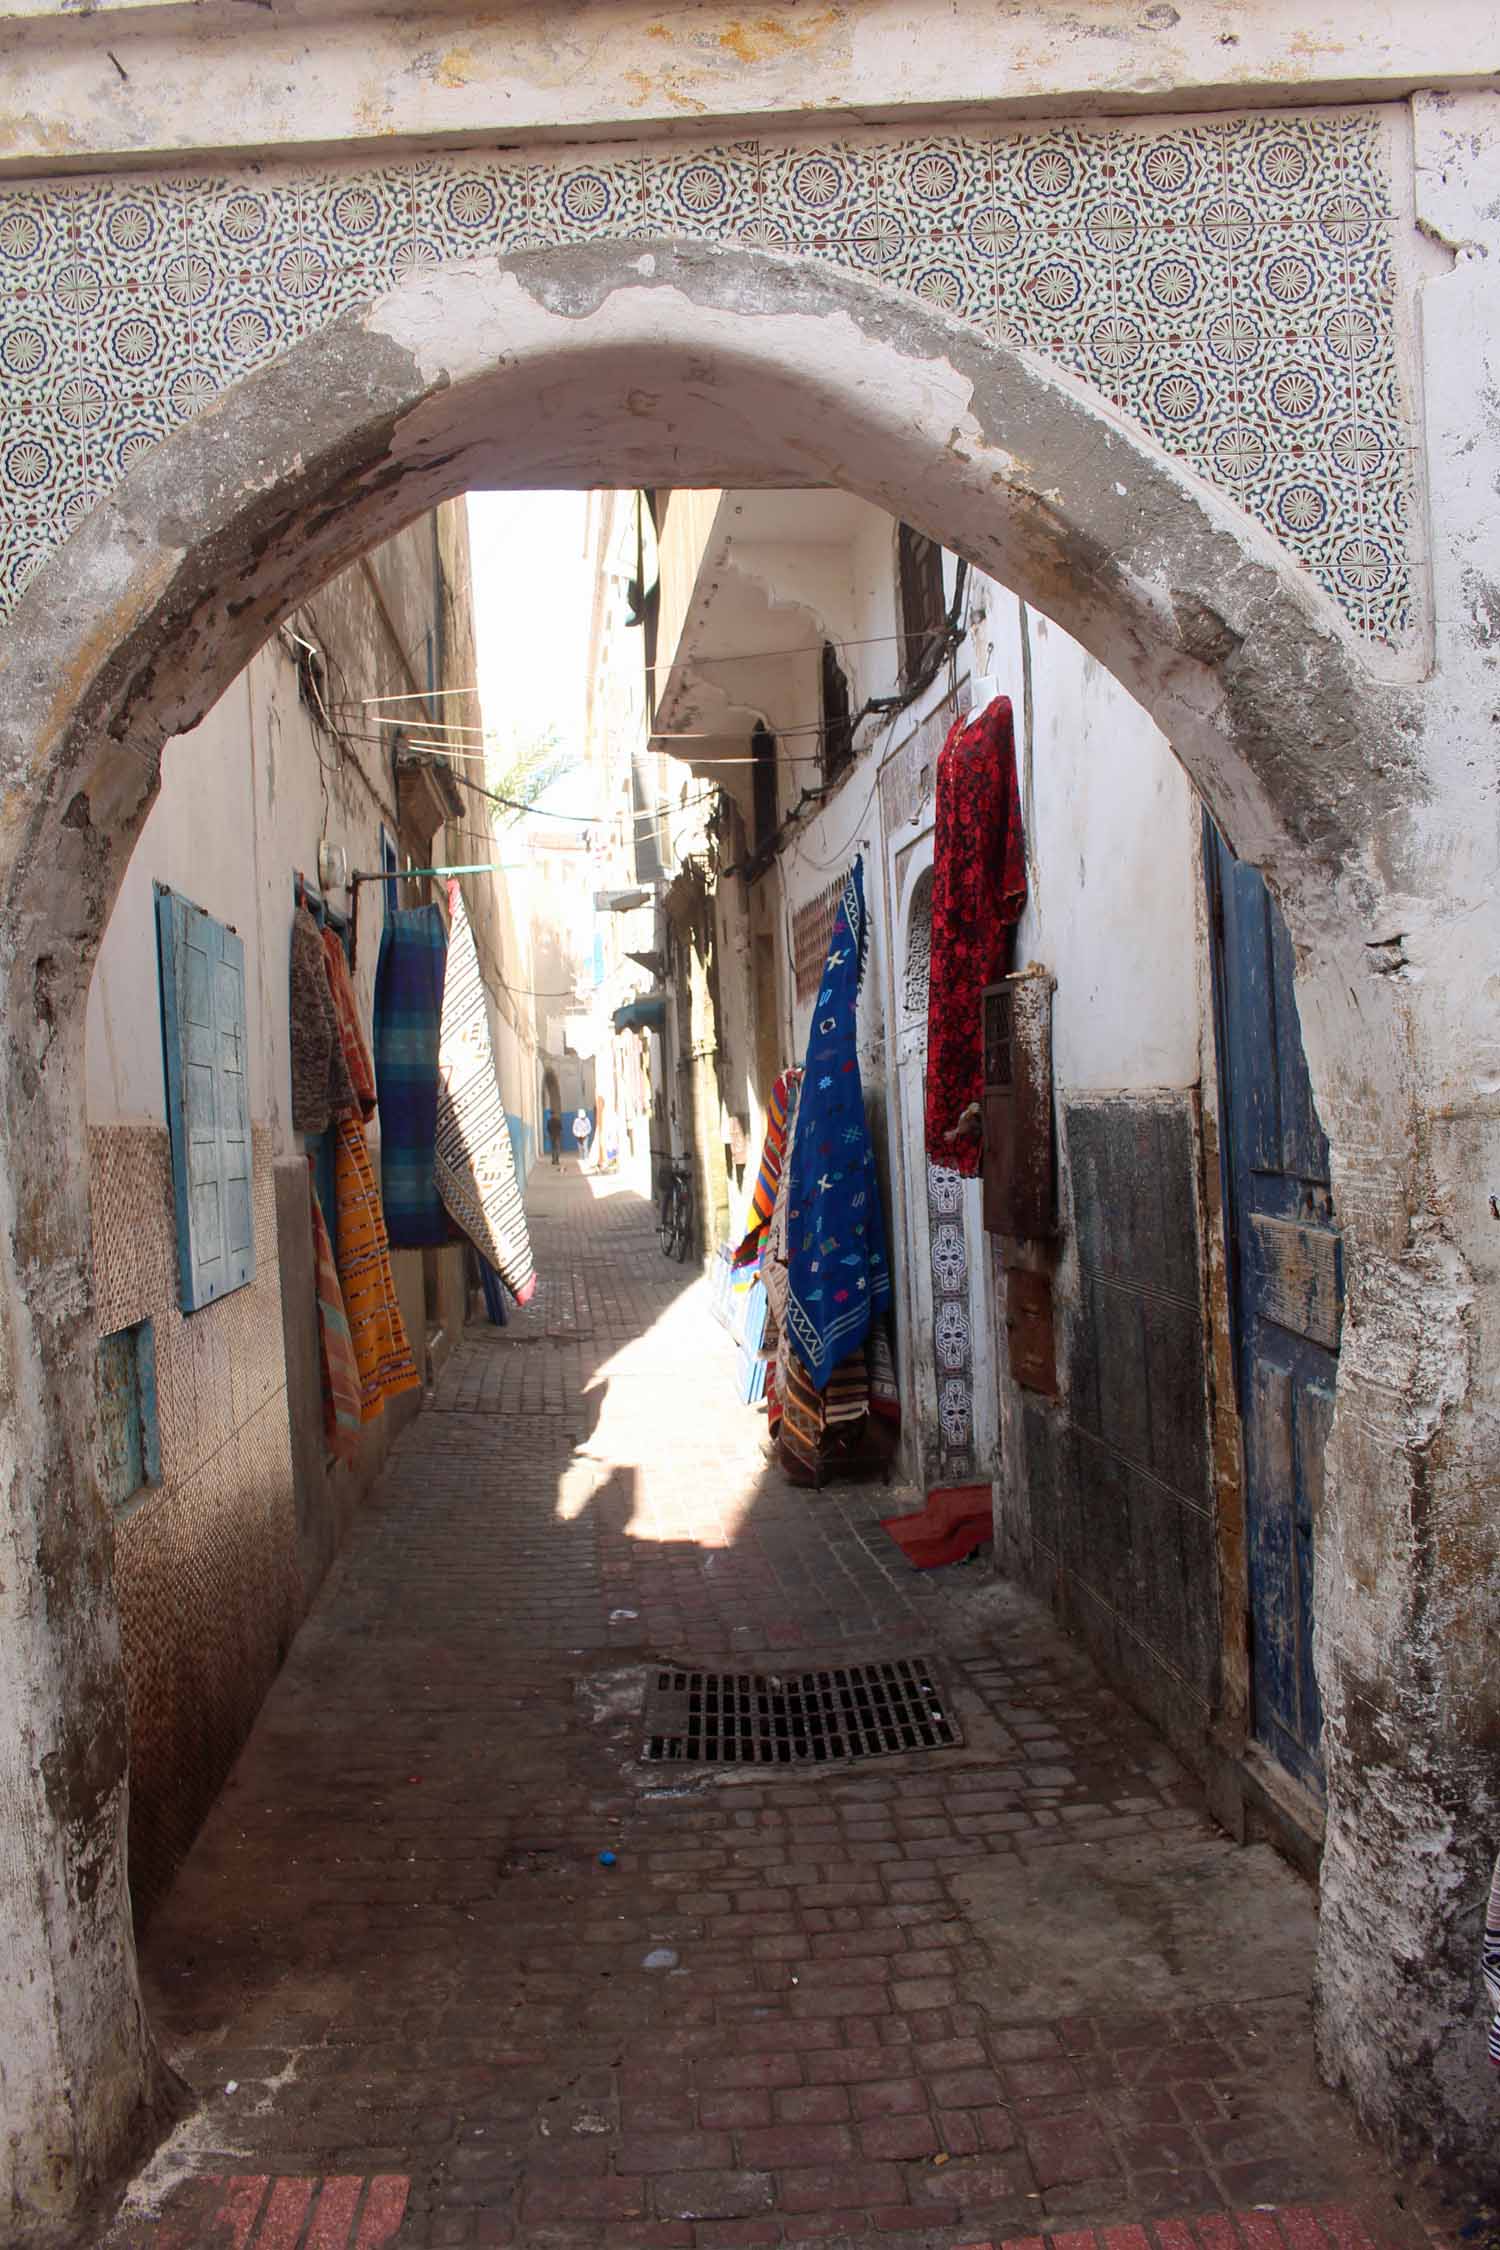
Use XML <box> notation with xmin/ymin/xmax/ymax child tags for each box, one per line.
<box><xmin>345</xmin><ymin>624</ymin><xmax>962</xmax><ymax>703</ymax></box>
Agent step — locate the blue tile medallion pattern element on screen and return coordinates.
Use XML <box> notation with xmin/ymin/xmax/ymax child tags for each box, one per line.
<box><xmin>0</xmin><ymin>110</ymin><xmax>1410</xmax><ymax>644</ymax></box>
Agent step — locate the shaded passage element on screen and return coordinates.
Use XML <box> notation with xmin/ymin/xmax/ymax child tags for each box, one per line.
<box><xmin>108</xmin><ymin>1165</ymin><xmax>1428</xmax><ymax>2249</ymax></box>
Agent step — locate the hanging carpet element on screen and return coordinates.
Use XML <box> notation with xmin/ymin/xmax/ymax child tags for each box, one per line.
<box><xmin>924</xmin><ymin>696</ymin><xmax>1027</xmax><ymax>1175</ymax></box>
<box><xmin>783</xmin><ymin>855</ymin><xmax>892</xmax><ymax>1389</ymax></box>
<box><xmin>373</xmin><ymin>902</ymin><xmax>449</xmax><ymax>1248</ymax></box>
<box><xmin>308</xmin><ymin>1166</ymin><xmax>362</xmax><ymax>1463</ymax></box>
<box><xmin>321</xmin><ymin>924</ymin><xmax>377</xmax><ymax>1119</ymax></box>
<box><xmin>733</xmin><ymin>1066</ymin><xmax>800</xmax><ymax>1271</ymax></box>
<box><xmin>290</xmin><ymin>904</ymin><xmax>356</xmax><ymax>1134</ymax></box>
<box><xmin>434</xmin><ymin>885</ymin><xmax>537</xmax><ymax>1306</ymax></box>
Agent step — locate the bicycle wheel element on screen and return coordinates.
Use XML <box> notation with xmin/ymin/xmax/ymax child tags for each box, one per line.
<box><xmin>672</xmin><ymin>1183</ymin><xmax>693</xmax><ymax>1263</ymax></box>
<box><xmin>657</xmin><ymin>1186</ymin><xmax>678</xmax><ymax>1258</ymax></box>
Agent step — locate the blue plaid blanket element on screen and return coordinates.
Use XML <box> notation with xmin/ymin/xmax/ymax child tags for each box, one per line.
<box><xmin>373</xmin><ymin>904</ymin><xmax>449</xmax><ymax>1248</ymax></box>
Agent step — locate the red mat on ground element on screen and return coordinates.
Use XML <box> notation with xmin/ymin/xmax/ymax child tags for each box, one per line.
<box><xmin>881</xmin><ymin>1482</ymin><xmax>993</xmax><ymax>1569</ymax></box>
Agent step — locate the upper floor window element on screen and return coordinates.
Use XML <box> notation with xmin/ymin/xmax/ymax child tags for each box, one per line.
<box><xmin>897</xmin><ymin>523</ymin><xmax>947</xmax><ymax>689</ymax></box>
<box><xmin>752</xmin><ymin>722</ymin><xmax>778</xmax><ymax>853</ymax></box>
<box><xmin>820</xmin><ymin>643</ymin><xmax>855</xmax><ymax>787</ymax></box>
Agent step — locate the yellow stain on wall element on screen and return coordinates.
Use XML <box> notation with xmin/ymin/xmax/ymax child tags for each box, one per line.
<box><xmin>719</xmin><ymin>11</ymin><xmax>842</xmax><ymax>66</ymax></box>
<box><xmin>438</xmin><ymin>48</ymin><xmax>476</xmax><ymax>88</ymax></box>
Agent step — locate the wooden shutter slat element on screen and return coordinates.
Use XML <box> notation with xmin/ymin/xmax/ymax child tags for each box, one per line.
<box><xmin>156</xmin><ymin>885</ymin><xmax>256</xmax><ymax>1311</ymax></box>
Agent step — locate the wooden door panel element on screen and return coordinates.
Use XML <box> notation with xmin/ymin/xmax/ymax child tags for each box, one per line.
<box><xmin>1207</xmin><ymin>818</ymin><xmax>1339</xmax><ymax>1797</ymax></box>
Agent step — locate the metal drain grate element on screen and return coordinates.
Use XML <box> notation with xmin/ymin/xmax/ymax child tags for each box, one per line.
<box><xmin>641</xmin><ymin>1655</ymin><xmax>961</xmax><ymax>1766</ymax></box>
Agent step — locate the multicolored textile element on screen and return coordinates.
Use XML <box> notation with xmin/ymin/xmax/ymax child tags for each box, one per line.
<box><xmin>868</xmin><ymin>1319</ymin><xmax>901</xmax><ymax>1428</ymax></box>
<box><xmin>777</xmin><ymin>1336</ymin><xmax>900</xmax><ymax>1488</ymax></box>
<box><xmin>823</xmin><ymin>1353</ymin><xmax>870</xmax><ymax>1427</ymax></box>
<box><xmin>784</xmin><ymin>856</ymin><xmax>891</xmax><ymax>1390</ymax></box>
<box><xmin>373</xmin><ymin>903</ymin><xmax>449</xmax><ymax>1248</ymax></box>
<box><xmin>778</xmin><ymin>1352</ymin><xmax>827</xmax><ymax>1481</ymax></box>
<box><xmin>434</xmin><ymin>886</ymin><xmax>537</xmax><ymax>1305</ymax></box>
<box><xmin>334</xmin><ymin>1117</ymin><xmax>421</xmax><ymax>1420</ymax></box>
<box><xmin>308</xmin><ymin>1166</ymin><xmax>361</xmax><ymax>1463</ymax></box>
<box><xmin>733</xmin><ymin>1067</ymin><xmax>800</xmax><ymax>1270</ymax></box>
<box><xmin>479</xmin><ymin>1260</ymin><xmax>510</xmax><ymax>1327</ymax></box>
<box><xmin>759</xmin><ymin>1074</ymin><xmax>801</xmax><ymax>1439</ymax></box>
<box><xmin>322</xmin><ymin>926</ymin><xmax>377</xmax><ymax>1120</ymax></box>
<box><xmin>1485</xmin><ymin>1849</ymin><xmax>1500</xmax><ymax>2069</ymax></box>
<box><xmin>290</xmin><ymin>905</ymin><xmax>355</xmax><ymax>1134</ymax></box>
<box><xmin>924</xmin><ymin>696</ymin><xmax>1027</xmax><ymax>1176</ymax></box>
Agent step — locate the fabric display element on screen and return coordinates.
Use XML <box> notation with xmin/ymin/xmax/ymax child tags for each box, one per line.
<box><xmin>334</xmin><ymin>1116</ymin><xmax>421</xmax><ymax>1420</ymax></box>
<box><xmin>924</xmin><ymin>695</ymin><xmax>1027</xmax><ymax>1175</ymax></box>
<box><xmin>297</xmin><ymin>899</ymin><xmax>420</xmax><ymax>1443</ymax></box>
<box><xmin>479</xmin><ymin>1260</ymin><xmax>510</xmax><ymax>1327</ymax></box>
<box><xmin>867</xmin><ymin>1321</ymin><xmax>901</xmax><ymax>1430</ymax></box>
<box><xmin>290</xmin><ymin>904</ymin><xmax>356</xmax><ymax>1133</ymax></box>
<box><xmin>758</xmin><ymin>1071</ymin><xmax>801</xmax><ymax>1444</ymax></box>
<box><xmin>307</xmin><ymin>1169</ymin><xmax>361</xmax><ymax>1463</ymax></box>
<box><xmin>754</xmin><ymin>855</ymin><xmax>900</xmax><ymax>1488</ymax></box>
<box><xmin>732</xmin><ymin>1066</ymin><xmax>801</xmax><ymax>1271</ymax></box>
<box><xmin>373</xmin><ymin>902</ymin><xmax>450</xmax><ymax>1248</ymax></box>
<box><xmin>784</xmin><ymin>855</ymin><xmax>892</xmax><ymax>1389</ymax></box>
<box><xmin>321</xmin><ymin>925</ymin><xmax>377</xmax><ymax>1119</ymax></box>
<box><xmin>776</xmin><ymin>1323</ymin><xmax>901</xmax><ymax>1490</ymax></box>
<box><xmin>434</xmin><ymin>885</ymin><xmax>537</xmax><ymax>1305</ymax></box>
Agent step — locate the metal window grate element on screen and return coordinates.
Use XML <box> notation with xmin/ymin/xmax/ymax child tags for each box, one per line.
<box><xmin>641</xmin><ymin>1656</ymin><xmax>962</xmax><ymax>1766</ymax></box>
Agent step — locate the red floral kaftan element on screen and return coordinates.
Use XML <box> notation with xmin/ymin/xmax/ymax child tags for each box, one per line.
<box><xmin>923</xmin><ymin>696</ymin><xmax>1028</xmax><ymax>1177</ymax></box>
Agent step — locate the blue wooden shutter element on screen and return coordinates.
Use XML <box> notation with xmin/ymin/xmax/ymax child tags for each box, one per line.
<box><xmin>156</xmin><ymin>886</ymin><xmax>255</xmax><ymax>1310</ymax></box>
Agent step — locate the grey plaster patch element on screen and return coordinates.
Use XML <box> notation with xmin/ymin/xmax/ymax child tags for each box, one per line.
<box><xmin>952</xmin><ymin>1833</ymin><xmax>1316</xmax><ymax>2018</ymax></box>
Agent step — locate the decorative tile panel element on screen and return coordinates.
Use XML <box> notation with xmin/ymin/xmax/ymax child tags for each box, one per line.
<box><xmin>903</xmin><ymin>869</ymin><xmax>977</xmax><ymax>1481</ymax></box>
<box><xmin>0</xmin><ymin>110</ymin><xmax>1411</xmax><ymax>644</ymax></box>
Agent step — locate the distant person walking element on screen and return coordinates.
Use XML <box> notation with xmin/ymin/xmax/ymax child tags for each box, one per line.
<box><xmin>545</xmin><ymin>1108</ymin><xmax>561</xmax><ymax>1168</ymax></box>
<box><xmin>573</xmin><ymin>1107</ymin><xmax>593</xmax><ymax>1163</ymax></box>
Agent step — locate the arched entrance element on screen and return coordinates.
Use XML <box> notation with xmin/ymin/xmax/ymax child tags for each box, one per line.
<box><xmin>0</xmin><ymin>243</ymin><xmax>1472</xmax><ymax>2225</ymax></box>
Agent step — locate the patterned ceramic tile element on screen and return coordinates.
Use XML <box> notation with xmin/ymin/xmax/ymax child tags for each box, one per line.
<box><xmin>0</xmin><ymin>109</ymin><xmax>1414</xmax><ymax>645</ymax></box>
<box><xmin>900</xmin><ymin>868</ymin><xmax>976</xmax><ymax>1483</ymax></box>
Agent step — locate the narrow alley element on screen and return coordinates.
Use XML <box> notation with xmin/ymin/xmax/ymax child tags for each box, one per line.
<box><xmin>106</xmin><ymin>1162</ymin><xmax>1431</xmax><ymax>2250</ymax></box>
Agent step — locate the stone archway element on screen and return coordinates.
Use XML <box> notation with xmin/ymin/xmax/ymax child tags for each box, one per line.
<box><xmin>0</xmin><ymin>235</ymin><xmax>1478</xmax><ymax>2230</ymax></box>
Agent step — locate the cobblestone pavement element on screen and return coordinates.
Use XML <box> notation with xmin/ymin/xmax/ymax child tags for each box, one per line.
<box><xmin>104</xmin><ymin>1165</ymin><xmax>1440</xmax><ymax>2250</ymax></box>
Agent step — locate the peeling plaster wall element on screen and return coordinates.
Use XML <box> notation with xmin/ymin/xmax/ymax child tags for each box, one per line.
<box><xmin>80</xmin><ymin>504</ymin><xmax>478</xmax><ymax>1929</ymax></box>
<box><xmin>1307</xmin><ymin>88</ymin><xmax>1500</xmax><ymax>2162</ymax></box>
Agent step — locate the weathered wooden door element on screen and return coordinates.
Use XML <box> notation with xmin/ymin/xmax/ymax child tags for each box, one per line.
<box><xmin>1205</xmin><ymin>820</ymin><xmax>1341</xmax><ymax>1796</ymax></box>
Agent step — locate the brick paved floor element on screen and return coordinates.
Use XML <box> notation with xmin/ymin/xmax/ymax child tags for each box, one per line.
<box><xmin>102</xmin><ymin>1163</ymin><xmax>1441</xmax><ymax>2250</ymax></box>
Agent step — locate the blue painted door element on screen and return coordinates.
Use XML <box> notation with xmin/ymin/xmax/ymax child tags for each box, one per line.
<box><xmin>1206</xmin><ymin>820</ymin><xmax>1340</xmax><ymax>1796</ymax></box>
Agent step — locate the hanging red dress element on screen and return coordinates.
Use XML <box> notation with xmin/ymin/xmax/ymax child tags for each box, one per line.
<box><xmin>924</xmin><ymin>696</ymin><xmax>1028</xmax><ymax>1176</ymax></box>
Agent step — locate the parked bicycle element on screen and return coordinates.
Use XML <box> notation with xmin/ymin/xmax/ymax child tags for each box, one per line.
<box><xmin>656</xmin><ymin>1155</ymin><xmax>695</xmax><ymax>1264</ymax></box>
